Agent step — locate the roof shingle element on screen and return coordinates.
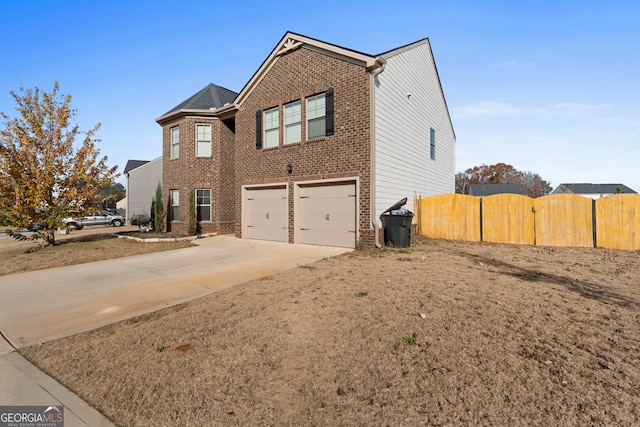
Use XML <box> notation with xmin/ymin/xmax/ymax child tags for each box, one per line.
<box><xmin>162</xmin><ymin>83</ymin><xmax>238</xmax><ymax>116</ymax></box>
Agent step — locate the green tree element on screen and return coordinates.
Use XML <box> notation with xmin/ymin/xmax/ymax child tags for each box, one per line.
<box><xmin>98</xmin><ymin>181</ymin><xmax>125</xmax><ymax>202</ymax></box>
<box><xmin>153</xmin><ymin>183</ymin><xmax>164</xmax><ymax>232</ymax></box>
<box><xmin>149</xmin><ymin>197</ymin><xmax>156</xmax><ymax>229</ymax></box>
<box><xmin>0</xmin><ymin>82</ymin><xmax>118</xmax><ymax>245</ymax></box>
<box><xmin>188</xmin><ymin>190</ymin><xmax>197</xmax><ymax>236</ymax></box>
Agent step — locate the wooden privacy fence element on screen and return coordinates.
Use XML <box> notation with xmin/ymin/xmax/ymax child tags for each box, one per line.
<box><xmin>416</xmin><ymin>193</ymin><xmax>640</xmax><ymax>251</ymax></box>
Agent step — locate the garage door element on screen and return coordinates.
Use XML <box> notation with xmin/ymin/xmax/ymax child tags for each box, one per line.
<box><xmin>245</xmin><ymin>186</ymin><xmax>288</xmax><ymax>242</ymax></box>
<box><xmin>299</xmin><ymin>182</ymin><xmax>356</xmax><ymax>248</ymax></box>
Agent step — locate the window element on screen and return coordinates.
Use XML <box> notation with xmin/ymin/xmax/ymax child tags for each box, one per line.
<box><xmin>284</xmin><ymin>101</ymin><xmax>301</xmax><ymax>144</ymax></box>
<box><xmin>170</xmin><ymin>190</ymin><xmax>179</xmax><ymax>221</ymax></box>
<box><xmin>429</xmin><ymin>128</ymin><xmax>436</xmax><ymax>160</ymax></box>
<box><xmin>263</xmin><ymin>107</ymin><xmax>279</xmax><ymax>148</ymax></box>
<box><xmin>196</xmin><ymin>124</ymin><xmax>211</xmax><ymax>157</ymax></box>
<box><xmin>196</xmin><ymin>189</ymin><xmax>211</xmax><ymax>222</ymax></box>
<box><xmin>306</xmin><ymin>94</ymin><xmax>326</xmax><ymax>139</ymax></box>
<box><xmin>255</xmin><ymin>88</ymin><xmax>333</xmax><ymax>149</ymax></box>
<box><xmin>170</xmin><ymin>127</ymin><xmax>179</xmax><ymax>159</ymax></box>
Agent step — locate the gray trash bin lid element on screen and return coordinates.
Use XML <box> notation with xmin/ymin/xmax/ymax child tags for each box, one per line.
<box><xmin>380</xmin><ymin>197</ymin><xmax>410</xmax><ymax>217</ymax></box>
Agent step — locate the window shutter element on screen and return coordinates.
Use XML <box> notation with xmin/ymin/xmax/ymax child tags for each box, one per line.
<box><xmin>255</xmin><ymin>110</ymin><xmax>263</xmax><ymax>149</ymax></box>
<box><xmin>325</xmin><ymin>87</ymin><xmax>334</xmax><ymax>136</ymax></box>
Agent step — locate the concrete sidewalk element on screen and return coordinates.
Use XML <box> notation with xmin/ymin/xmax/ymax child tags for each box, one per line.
<box><xmin>0</xmin><ymin>341</ymin><xmax>115</xmax><ymax>426</ymax></box>
<box><xmin>0</xmin><ymin>234</ymin><xmax>351</xmax><ymax>426</ymax></box>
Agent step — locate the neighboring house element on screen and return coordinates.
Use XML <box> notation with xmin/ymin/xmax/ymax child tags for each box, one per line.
<box><xmin>124</xmin><ymin>158</ymin><xmax>162</xmax><ymax>223</ymax></box>
<box><xmin>469</xmin><ymin>183</ymin><xmax>528</xmax><ymax>197</ymax></box>
<box><xmin>551</xmin><ymin>183</ymin><xmax>637</xmax><ymax>199</ymax></box>
<box><xmin>156</xmin><ymin>32</ymin><xmax>455</xmax><ymax>248</ymax></box>
<box><xmin>116</xmin><ymin>196</ymin><xmax>126</xmax><ymax>216</ymax></box>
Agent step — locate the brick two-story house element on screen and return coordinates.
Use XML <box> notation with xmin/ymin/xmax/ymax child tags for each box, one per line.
<box><xmin>156</xmin><ymin>32</ymin><xmax>455</xmax><ymax>248</ymax></box>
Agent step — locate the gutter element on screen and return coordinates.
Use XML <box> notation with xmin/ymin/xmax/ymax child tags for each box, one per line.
<box><xmin>370</xmin><ymin>57</ymin><xmax>387</xmax><ymax>249</ymax></box>
<box><xmin>155</xmin><ymin>103</ymin><xmax>239</xmax><ymax>126</ymax></box>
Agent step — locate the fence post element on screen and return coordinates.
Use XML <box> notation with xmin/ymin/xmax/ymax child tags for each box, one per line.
<box><xmin>531</xmin><ymin>206</ymin><xmax>537</xmax><ymax>246</ymax></box>
<box><xmin>592</xmin><ymin>199</ymin><xmax>597</xmax><ymax>248</ymax></box>
<box><xmin>479</xmin><ymin>197</ymin><xmax>483</xmax><ymax>242</ymax></box>
<box><xmin>415</xmin><ymin>196</ymin><xmax>421</xmax><ymax>235</ymax></box>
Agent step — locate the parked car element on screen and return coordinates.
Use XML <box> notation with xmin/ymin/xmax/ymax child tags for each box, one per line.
<box><xmin>63</xmin><ymin>211</ymin><xmax>125</xmax><ymax>230</ymax></box>
<box><xmin>29</xmin><ymin>222</ymin><xmax>47</xmax><ymax>231</ymax></box>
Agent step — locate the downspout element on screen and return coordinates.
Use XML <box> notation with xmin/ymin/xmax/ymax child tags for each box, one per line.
<box><xmin>125</xmin><ymin>172</ymin><xmax>130</xmax><ymax>226</ymax></box>
<box><xmin>370</xmin><ymin>57</ymin><xmax>387</xmax><ymax>249</ymax></box>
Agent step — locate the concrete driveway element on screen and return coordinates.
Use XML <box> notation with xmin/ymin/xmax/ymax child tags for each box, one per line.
<box><xmin>0</xmin><ymin>235</ymin><xmax>351</xmax><ymax>348</ymax></box>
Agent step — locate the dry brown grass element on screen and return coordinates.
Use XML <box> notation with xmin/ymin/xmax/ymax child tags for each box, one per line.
<box><xmin>0</xmin><ymin>226</ymin><xmax>194</xmax><ymax>276</ymax></box>
<box><xmin>20</xmin><ymin>236</ymin><xmax>640</xmax><ymax>426</ymax></box>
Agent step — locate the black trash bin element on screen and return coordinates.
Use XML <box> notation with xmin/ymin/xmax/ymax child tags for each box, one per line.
<box><xmin>380</xmin><ymin>198</ymin><xmax>414</xmax><ymax>248</ymax></box>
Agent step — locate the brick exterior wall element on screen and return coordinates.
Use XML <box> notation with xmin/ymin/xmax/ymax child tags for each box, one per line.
<box><xmin>234</xmin><ymin>47</ymin><xmax>375</xmax><ymax>246</ymax></box>
<box><xmin>161</xmin><ymin>116</ymin><xmax>235</xmax><ymax>235</ymax></box>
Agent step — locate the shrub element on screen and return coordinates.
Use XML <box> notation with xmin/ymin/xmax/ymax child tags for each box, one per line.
<box><xmin>130</xmin><ymin>214</ymin><xmax>150</xmax><ymax>226</ymax></box>
<box><xmin>153</xmin><ymin>184</ymin><xmax>164</xmax><ymax>232</ymax></box>
<box><xmin>188</xmin><ymin>191</ymin><xmax>197</xmax><ymax>236</ymax></box>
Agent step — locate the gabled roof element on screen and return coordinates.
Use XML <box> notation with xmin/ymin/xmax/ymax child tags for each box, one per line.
<box><xmin>123</xmin><ymin>160</ymin><xmax>149</xmax><ymax>174</ymax></box>
<box><xmin>552</xmin><ymin>183</ymin><xmax>637</xmax><ymax>195</ymax></box>
<box><xmin>124</xmin><ymin>157</ymin><xmax>162</xmax><ymax>175</ymax></box>
<box><xmin>469</xmin><ymin>183</ymin><xmax>528</xmax><ymax>197</ymax></box>
<box><xmin>234</xmin><ymin>31</ymin><xmax>385</xmax><ymax>107</ymax></box>
<box><xmin>156</xmin><ymin>83</ymin><xmax>238</xmax><ymax>124</ymax></box>
<box><xmin>154</xmin><ymin>32</ymin><xmax>454</xmax><ymax>134</ymax></box>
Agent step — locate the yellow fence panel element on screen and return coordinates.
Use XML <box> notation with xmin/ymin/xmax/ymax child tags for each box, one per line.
<box><xmin>415</xmin><ymin>193</ymin><xmax>639</xmax><ymax>250</ymax></box>
<box><xmin>534</xmin><ymin>194</ymin><xmax>593</xmax><ymax>248</ymax></box>
<box><xmin>482</xmin><ymin>194</ymin><xmax>535</xmax><ymax>245</ymax></box>
<box><xmin>595</xmin><ymin>194</ymin><xmax>640</xmax><ymax>250</ymax></box>
<box><xmin>417</xmin><ymin>194</ymin><xmax>480</xmax><ymax>241</ymax></box>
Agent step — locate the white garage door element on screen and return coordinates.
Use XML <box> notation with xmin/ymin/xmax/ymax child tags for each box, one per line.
<box><xmin>245</xmin><ymin>186</ymin><xmax>288</xmax><ymax>242</ymax></box>
<box><xmin>299</xmin><ymin>182</ymin><xmax>356</xmax><ymax>248</ymax></box>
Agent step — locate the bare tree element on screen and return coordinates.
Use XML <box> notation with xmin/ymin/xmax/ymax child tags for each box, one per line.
<box><xmin>455</xmin><ymin>163</ymin><xmax>551</xmax><ymax>197</ymax></box>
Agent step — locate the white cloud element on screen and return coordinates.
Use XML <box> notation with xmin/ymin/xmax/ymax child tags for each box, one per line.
<box><xmin>549</xmin><ymin>102</ymin><xmax>609</xmax><ymax>114</ymax></box>
<box><xmin>452</xmin><ymin>101</ymin><xmax>608</xmax><ymax>119</ymax></box>
<box><xmin>453</xmin><ymin>114</ymin><xmax>640</xmax><ymax>193</ymax></box>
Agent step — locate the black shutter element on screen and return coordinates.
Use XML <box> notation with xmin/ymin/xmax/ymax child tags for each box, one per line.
<box><xmin>325</xmin><ymin>87</ymin><xmax>334</xmax><ymax>136</ymax></box>
<box><xmin>255</xmin><ymin>110</ymin><xmax>263</xmax><ymax>149</ymax></box>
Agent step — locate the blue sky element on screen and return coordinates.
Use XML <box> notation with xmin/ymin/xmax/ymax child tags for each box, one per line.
<box><xmin>1</xmin><ymin>1</ymin><xmax>639</xmax><ymax>193</ymax></box>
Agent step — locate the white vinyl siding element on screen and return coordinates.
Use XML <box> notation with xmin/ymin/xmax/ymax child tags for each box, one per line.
<box><xmin>285</xmin><ymin>101</ymin><xmax>301</xmax><ymax>144</ymax></box>
<box><xmin>170</xmin><ymin>127</ymin><xmax>179</xmax><ymax>159</ymax></box>
<box><xmin>196</xmin><ymin>124</ymin><xmax>212</xmax><ymax>157</ymax></box>
<box><xmin>374</xmin><ymin>40</ymin><xmax>455</xmax><ymax>218</ymax></box>
<box><xmin>264</xmin><ymin>107</ymin><xmax>279</xmax><ymax>148</ymax></box>
<box><xmin>306</xmin><ymin>93</ymin><xmax>326</xmax><ymax>139</ymax></box>
<box><xmin>126</xmin><ymin>157</ymin><xmax>162</xmax><ymax>221</ymax></box>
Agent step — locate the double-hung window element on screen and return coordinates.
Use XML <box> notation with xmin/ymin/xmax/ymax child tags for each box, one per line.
<box><xmin>196</xmin><ymin>124</ymin><xmax>211</xmax><ymax>157</ymax></box>
<box><xmin>170</xmin><ymin>127</ymin><xmax>180</xmax><ymax>159</ymax></box>
<box><xmin>306</xmin><ymin>93</ymin><xmax>326</xmax><ymax>139</ymax></box>
<box><xmin>256</xmin><ymin>88</ymin><xmax>333</xmax><ymax>150</ymax></box>
<box><xmin>196</xmin><ymin>189</ymin><xmax>211</xmax><ymax>222</ymax></box>
<box><xmin>170</xmin><ymin>190</ymin><xmax>179</xmax><ymax>221</ymax></box>
<box><xmin>264</xmin><ymin>107</ymin><xmax>279</xmax><ymax>148</ymax></box>
<box><xmin>284</xmin><ymin>101</ymin><xmax>301</xmax><ymax>144</ymax></box>
<box><xmin>429</xmin><ymin>128</ymin><xmax>436</xmax><ymax>160</ymax></box>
